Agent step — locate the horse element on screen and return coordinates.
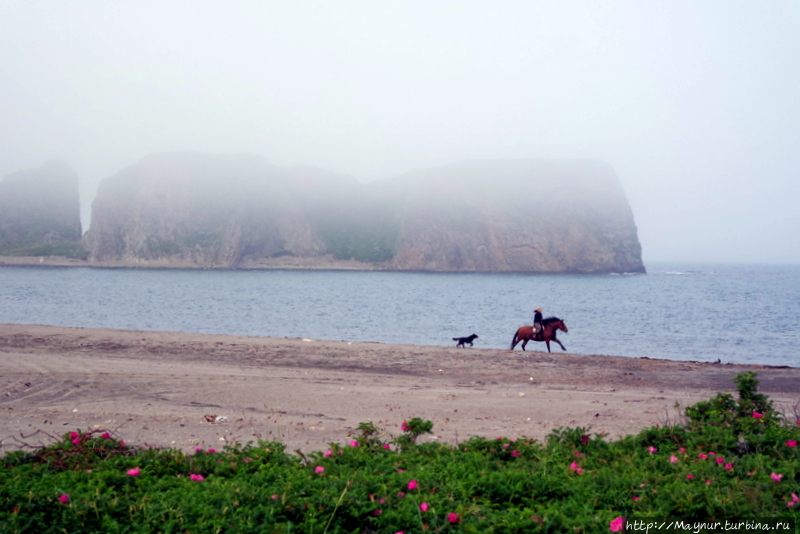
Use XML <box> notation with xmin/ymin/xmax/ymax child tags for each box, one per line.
<box><xmin>510</xmin><ymin>317</ymin><xmax>568</xmax><ymax>352</ymax></box>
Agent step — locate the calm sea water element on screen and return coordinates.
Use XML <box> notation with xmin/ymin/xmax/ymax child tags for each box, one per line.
<box><xmin>1</xmin><ymin>263</ymin><xmax>798</xmax><ymax>367</ymax></box>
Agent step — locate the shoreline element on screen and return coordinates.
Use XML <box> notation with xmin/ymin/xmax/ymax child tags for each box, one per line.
<box><xmin>0</xmin><ymin>254</ymin><xmax>376</xmax><ymax>271</ymax></box>
<box><xmin>0</xmin><ymin>255</ymin><xmax>644</xmax><ymax>274</ymax></box>
<box><xmin>2</xmin><ymin>324</ymin><xmax>799</xmax><ymax>456</ymax></box>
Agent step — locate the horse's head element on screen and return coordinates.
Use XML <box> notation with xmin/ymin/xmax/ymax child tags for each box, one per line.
<box><xmin>544</xmin><ymin>317</ymin><xmax>568</xmax><ymax>333</ymax></box>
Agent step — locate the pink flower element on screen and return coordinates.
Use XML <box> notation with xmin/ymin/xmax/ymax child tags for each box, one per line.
<box><xmin>581</xmin><ymin>435</ymin><xmax>590</xmax><ymax>445</ymax></box>
<box><xmin>72</xmin><ymin>437</ymin><xmax>81</xmax><ymax>445</ymax></box>
<box><xmin>648</xmin><ymin>446</ymin><xmax>657</xmax><ymax>453</ymax></box>
<box><xmin>569</xmin><ymin>462</ymin><xmax>580</xmax><ymax>470</ymax></box>
<box><xmin>190</xmin><ymin>474</ymin><xmax>204</xmax><ymax>482</ymax></box>
<box><xmin>195</xmin><ymin>446</ymin><xmax>203</xmax><ymax>452</ymax></box>
<box><xmin>126</xmin><ymin>467</ymin><xmax>140</xmax><ymax>476</ymax></box>
<box><xmin>373</xmin><ymin>509</ymin><xmax>382</xmax><ymax>516</ymax></box>
<box><xmin>420</xmin><ymin>502</ymin><xmax>429</xmax><ymax>512</ymax></box>
<box><xmin>708</xmin><ymin>451</ymin><xmax>716</xmax><ymax>456</ymax></box>
<box><xmin>383</xmin><ymin>443</ymin><xmax>391</xmax><ymax>450</ymax></box>
<box><xmin>207</xmin><ymin>448</ymin><xmax>216</xmax><ymax>453</ymax></box>
<box><xmin>349</xmin><ymin>440</ymin><xmax>359</xmax><ymax>447</ymax></box>
<box><xmin>632</xmin><ymin>496</ymin><xmax>641</xmax><ymax>501</ymax></box>
<box><xmin>271</xmin><ymin>494</ymin><xmax>279</xmax><ymax>500</ymax></box>
<box><xmin>511</xmin><ymin>451</ymin><xmax>519</xmax><ymax>456</ymax></box>
<box><xmin>724</xmin><ymin>463</ymin><xmax>733</xmax><ymax>470</ymax></box>
<box><xmin>573</xmin><ymin>451</ymin><xmax>584</xmax><ymax>457</ymax></box>
<box><xmin>69</xmin><ymin>431</ymin><xmax>79</xmax><ymax>439</ymax></box>
<box><xmin>610</xmin><ymin>516</ymin><xmax>625</xmax><ymax>532</ymax></box>
<box><xmin>323</xmin><ymin>450</ymin><xmax>333</xmax><ymax>457</ymax></box>
<box><xmin>706</xmin><ymin>479</ymin><xmax>712</xmax><ymax>485</ymax></box>
<box><xmin>448</xmin><ymin>512</ymin><xmax>460</xmax><ymax>524</ymax></box>
<box><xmin>315</xmin><ymin>466</ymin><xmax>325</xmax><ymax>474</ymax></box>
<box><xmin>119</xmin><ymin>440</ymin><xmax>126</xmax><ymax>446</ymax></box>
<box><xmin>396</xmin><ymin>469</ymin><xmax>405</xmax><ymax>472</ymax></box>
<box><xmin>788</xmin><ymin>493</ymin><xmax>800</xmax><ymax>507</ymax></box>
<box><xmin>101</xmin><ymin>432</ymin><xmax>111</xmax><ymax>439</ymax></box>
<box><xmin>678</xmin><ymin>447</ymin><xmax>686</xmax><ymax>454</ymax></box>
<box><xmin>715</xmin><ymin>457</ymin><xmax>725</xmax><ymax>465</ymax></box>
<box><xmin>396</xmin><ymin>491</ymin><xmax>405</xmax><ymax>498</ymax></box>
<box><xmin>786</xmin><ymin>440</ymin><xmax>798</xmax><ymax>447</ymax></box>
<box><xmin>771</xmin><ymin>472</ymin><xmax>783</xmax><ymax>482</ymax></box>
<box><xmin>686</xmin><ymin>474</ymin><xmax>694</xmax><ymax>480</ymax></box>
<box><xmin>407</xmin><ymin>480</ymin><xmax>418</xmax><ymax>490</ymax></box>
<box><xmin>669</xmin><ymin>455</ymin><xmax>678</xmax><ymax>464</ymax></box>
<box><xmin>401</xmin><ymin>421</ymin><xmax>409</xmax><ymax>431</ymax></box>
<box><xmin>698</xmin><ymin>453</ymin><xmax>708</xmax><ymax>460</ymax></box>
<box><xmin>58</xmin><ymin>494</ymin><xmax>70</xmax><ymax>504</ymax></box>
<box><xmin>753</xmin><ymin>411</ymin><xmax>763</xmax><ymax>419</ymax></box>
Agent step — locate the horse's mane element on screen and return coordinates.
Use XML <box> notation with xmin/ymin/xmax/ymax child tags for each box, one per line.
<box><xmin>542</xmin><ymin>316</ymin><xmax>561</xmax><ymax>324</ymax></box>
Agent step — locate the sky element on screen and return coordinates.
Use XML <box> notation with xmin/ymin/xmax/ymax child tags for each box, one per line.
<box><xmin>1</xmin><ymin>1</ymin><xmax>799</xmax><ymax>265</ymax></box>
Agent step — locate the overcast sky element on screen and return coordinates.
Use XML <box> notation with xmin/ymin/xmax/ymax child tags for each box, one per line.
<box><xmin>1</xmin><ymin>1</ymin><xmax>798</xmax><ymax>265</ymax></box>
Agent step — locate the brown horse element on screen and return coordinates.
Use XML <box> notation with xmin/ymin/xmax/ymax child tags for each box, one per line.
<box><xmin>510</xmin><ymin>317</ymin><xmax>568</xmax><ymax>352</ymax></box>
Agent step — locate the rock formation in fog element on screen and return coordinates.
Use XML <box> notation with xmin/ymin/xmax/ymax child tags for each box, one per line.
<box><xmin>0</xmin><ymin>159</ymin><xmax>84</xmax><ymax>256</ymax></box>
<box><xmin>379</xmin><ymin>160</ymin><xmax>644</xmax><ymax>273</ymax></box>
<box><xmin>85</xmin><ymin>153</ymin><xmax>645</xmax><ymax>273</ymax></box>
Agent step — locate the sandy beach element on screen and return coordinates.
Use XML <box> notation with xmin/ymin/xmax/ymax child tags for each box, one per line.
<box><xmin>1</xmin><ymin>324</ymin><xmax>798</xmax><ymax>455</ymax></box>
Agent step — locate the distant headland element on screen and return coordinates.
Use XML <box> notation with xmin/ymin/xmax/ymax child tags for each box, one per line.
<box><xmin>0</xmin><ymin>153</ymin><xmax>645</xmax><ymax>274</ymax></box>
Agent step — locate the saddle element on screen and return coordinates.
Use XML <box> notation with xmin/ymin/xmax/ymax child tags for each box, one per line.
<box><xmin>532</xmin><ymin>324</ymin><xmax>544</xmax><ymax>341</ymax></box>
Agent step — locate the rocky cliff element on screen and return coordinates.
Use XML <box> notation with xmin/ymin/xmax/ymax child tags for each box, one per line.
<box><xmin>85</xmin><ymin>153</ymin><xmax>645</xmax><ymax>273</ymax></box>
<box><xmin>380</xmin><ymin>160</ymin><xmax>644</xmax><ymax>273</ymax></box>
<box><xmin>0</xmin><ymin>159</ymin><xmax>84</xmax><ymax>256</ymax></box>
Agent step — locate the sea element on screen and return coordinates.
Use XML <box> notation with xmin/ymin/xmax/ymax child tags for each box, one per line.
<box><xmin>0</xmin><ymin>263</ymin><xmax>798</xmax><ymax>368</ymax></box>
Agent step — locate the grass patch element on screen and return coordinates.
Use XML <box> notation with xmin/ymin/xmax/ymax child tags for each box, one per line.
<box><xmin>1</xmin><ymin>374</ymin><xmax>798</xmax><ymax>533</ymax></box>
<box><xmin>0</xmin><ymin>241</ymin><xmax>87</xmax><ymax>259</ymax></box>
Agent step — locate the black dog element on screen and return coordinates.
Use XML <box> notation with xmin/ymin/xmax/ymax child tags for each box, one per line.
<box><xmin>453</xmin><ymin>334</ymin><xmax>479</xmax><ymax>348</ymax></box>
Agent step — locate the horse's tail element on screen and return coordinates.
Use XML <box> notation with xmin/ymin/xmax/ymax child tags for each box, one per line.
<box><xmin>510</xmin><ymin>329</ymin><xmax>519</xmax><ymax>350</ymax></box>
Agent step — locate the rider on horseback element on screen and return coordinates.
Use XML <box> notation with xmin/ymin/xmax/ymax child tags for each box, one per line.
<box><xmin>532</xmin><ymin>307</ymin><xmax>543</xmax><ymax>338</ymax></box>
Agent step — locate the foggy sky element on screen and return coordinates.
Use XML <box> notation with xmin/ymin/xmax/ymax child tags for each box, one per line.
<box><xmin>2</xmin><ymin>1</ymin><xmax>798</xmax><ymax>265</ymax></box>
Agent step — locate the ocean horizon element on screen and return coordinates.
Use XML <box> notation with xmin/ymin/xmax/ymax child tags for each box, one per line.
<box><xmin>1</xmin><ymin>261</ymin><xmax>798</xmax><ymax>368</ymax></box>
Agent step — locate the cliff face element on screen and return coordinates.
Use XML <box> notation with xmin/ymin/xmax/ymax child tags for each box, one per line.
<box><xmin>0</xmin><ymin>159</ymin><xmax>83</xmax><ymax>256</ymax></box>
<box><xmin>382</xmin><ymin>160</ymin><xmax>644</xmax><ymax>273</ymax></box>
<box><xmin>85</xmin><ymin>153</ymin><xmax>645</xmax><ymax>273</ymax></box>
<box><xmin>85</xmin><ymin>153</ymin><xmax>356</xmax><ymax>267</ymax></box>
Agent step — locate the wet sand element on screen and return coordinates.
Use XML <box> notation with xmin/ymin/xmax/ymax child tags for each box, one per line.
<box><xmin>1</xmin><ymin>324</ymin><xmax>798</xmax><ymax>455</ymax></box>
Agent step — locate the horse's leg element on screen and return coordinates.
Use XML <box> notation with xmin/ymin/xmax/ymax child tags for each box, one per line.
<box><xmin>552</xmin><ymin>333</ymin><xmax>567</xmax><ymax>351</ymax></box>
<box><xmin>545</xmin><ymin>339</ymin><xmax>551</xmax><ymax>352</ymax></box>
<box><xmin>521</xmin><ymin>339</ymin><xmax>528</xmax><ymax>351</ymax></box>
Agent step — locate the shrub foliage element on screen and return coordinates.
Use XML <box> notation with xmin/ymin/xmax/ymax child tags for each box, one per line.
<box><xmin>1</xmin><ymin>373</ymin><xmax>798</xmax><ymax>533</ymax></box>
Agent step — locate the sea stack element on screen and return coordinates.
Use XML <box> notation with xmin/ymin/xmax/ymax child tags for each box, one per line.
<box><xmin>0</xmin><ymin>159</ymin><xmax>83</xmax><ymax>256</ymax></box>
<box><xmin>85</xmin><ymin>153</ymin><xmax>645</xmax><ymax>273</ymax></box>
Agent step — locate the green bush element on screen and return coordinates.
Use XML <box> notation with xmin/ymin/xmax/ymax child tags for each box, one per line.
<box><xmin>1</xmin><ymin>373</ymin><xmax>798</xmax><ymax>533</ymax></box>
<box><xmin>0</xmin><ymin>241</ymin><xmax>87</xmax><ymax>258</ymax></box>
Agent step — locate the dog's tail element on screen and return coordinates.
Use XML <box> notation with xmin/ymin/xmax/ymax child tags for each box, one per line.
<box><xmin>452</xmin><ymin>337</ymin><xmax>459</xmax><ymax>341</ymax></box>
